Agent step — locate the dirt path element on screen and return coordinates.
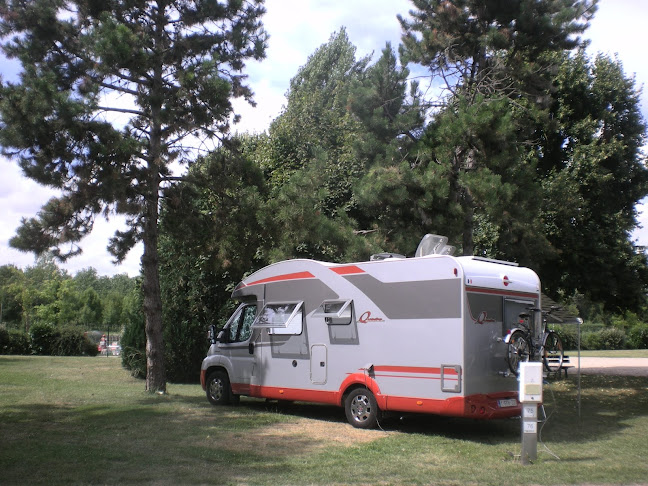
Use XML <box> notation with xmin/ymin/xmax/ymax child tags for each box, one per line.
<box><xmin>569</xmin><ymin>357</ymin><xmax>648</xmax><ymax>376</ymax></box>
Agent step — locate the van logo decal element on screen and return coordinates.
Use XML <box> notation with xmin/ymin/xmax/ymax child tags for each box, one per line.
<box><xmin>359</xmin><ymin>311</ymin><xmax>385</xmax><ymax>323</ymax></box>
<box><xmin>475</xmin><ymin>311</ymin><xmax>495</xmax><ymax>325</ymax></box>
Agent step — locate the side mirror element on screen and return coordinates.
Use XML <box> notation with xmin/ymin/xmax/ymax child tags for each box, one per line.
<box><xmin>248</xmin><ymin>342</ymin><xmax>255</xmax><ymax>355</ymax></box>
<box><xmin>208</xmin><ymin>324</ymin><xmax>217</xmax><ymax>344</ymax></box>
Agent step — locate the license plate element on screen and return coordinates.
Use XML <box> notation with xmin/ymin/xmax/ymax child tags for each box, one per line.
<box><xmin>498</xmin><ymin>399</ymin><xmax>517</xmax><ymax>408</ymax></box>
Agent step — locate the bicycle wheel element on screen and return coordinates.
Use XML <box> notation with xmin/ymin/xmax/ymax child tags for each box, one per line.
<box><xmin>506</xmin><ymin>330</ymin><xmax>530</xmax><ymax>374</ymax></box>
<box><xmin>542</xmin><ymin>331</ymin><xmax>564</xmax><ymax>372</ymax></box>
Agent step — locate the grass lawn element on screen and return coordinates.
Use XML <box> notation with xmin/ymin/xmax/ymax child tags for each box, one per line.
<box><xmin>1</xmin><ymin>356</ymin><xmax>647</xmax><ymax>485</ymax></box>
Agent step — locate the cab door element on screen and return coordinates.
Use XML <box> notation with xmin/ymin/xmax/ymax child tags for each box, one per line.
<box><xmin>219</xmin><ymin>303</ymin><xmax>257</xmax><ymax>394</ymax></box>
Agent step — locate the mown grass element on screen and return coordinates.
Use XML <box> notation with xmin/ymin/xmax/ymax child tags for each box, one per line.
<box><xmin>1</xmin><ymin>356</ymin><xmax>647</xmax><ymax>485</ymax></box>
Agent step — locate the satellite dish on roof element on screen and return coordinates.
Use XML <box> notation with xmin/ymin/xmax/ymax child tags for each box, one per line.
<box><xmin>415</xmin><ymin>234</ymin><xmax>455</xmax><ymax>257</ymax></box>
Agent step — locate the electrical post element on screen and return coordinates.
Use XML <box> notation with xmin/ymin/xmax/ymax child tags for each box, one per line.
<box><xmin>519</xmin><ymin>361</ymin><xmax>543</xmax><ymax>465</ymax></box>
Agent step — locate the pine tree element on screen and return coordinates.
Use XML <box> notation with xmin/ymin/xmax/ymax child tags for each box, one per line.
<box><xmin>0</xmin><ymin>0</ymin><xmax>267</xmax><ymax>392</ymax></box>
<box><xmin>398</xmin><ymin>0</ymin><xmax>597</xmax><ymax>254</ymax></box>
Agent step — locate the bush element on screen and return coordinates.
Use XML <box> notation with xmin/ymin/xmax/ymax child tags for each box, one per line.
<box><xmin>552</xmin><ymin>325</ymin><xmax>578</xmax><ymax>351</ymax></box>
<box><xmin>165</xmin><ymin>320</ymin><xmax>209</xmax><ymax>383</ymax></box>
<box><xmin>598</xmin><ymin>327</ymin><xmax>626</xmax><ymax>350</ymax></box>
<box><xmin>581</xmin><ymin>327</ymin><xmax>627</xmax><ymax>350</ymax></box>
<box><xmin>30</xmin><ymin>323</ymin><xmax>59</xmax><ymax>355</ymax></box>
<box><xmin>628</xmin><ymin>323</ymin><xmax>648</xmax><ymax>349</ymax></box>
<box><xmin>582</xmin><ymin>331</ymin><xmax>602</xmax><ymax>350</ymax></box>
<box><xmin>54</xmin><ymin>327</ymin><xmax>100</xmax><ymax>356</ymax></box>
<box><xmin>121</xmin><ymin>310</ymin><xmax>146</xmax><ymax>378</ymax></box>
<box><xmin>6</xmin><ymin>330</ymin><xmax>30</xmax><ymax>355</ymax></box>
<box><xmin>29</xmin><ymin>323</ymin><xmax>96</xmax><ymax>356</ymax></box>
<box><xmin>0</xmin><ymin>328</ymin><xmax>10</xmax><ymax>354</ymax></box>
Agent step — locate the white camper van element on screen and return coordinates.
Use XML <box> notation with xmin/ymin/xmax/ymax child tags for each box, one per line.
<box><xmin>200</xmin><ymin>235</ymin><xmax>541</xmax><ymax>428</ymax></box>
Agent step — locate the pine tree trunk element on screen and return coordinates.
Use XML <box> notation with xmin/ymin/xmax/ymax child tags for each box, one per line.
<box><xmin>142</xmin><ymin>6</ymin><xmax>167</xmax><ymax>394</ymax></box>
<box><xmin>142</xmin><ymin>193</ymin><xmax>166</xmax><ymax>393</ymax></box>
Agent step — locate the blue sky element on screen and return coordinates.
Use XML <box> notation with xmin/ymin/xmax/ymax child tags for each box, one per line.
<box><xmin>0</xmin><ymin>0</ymin><xmax>646</xmax><ymax>276</ymax></box>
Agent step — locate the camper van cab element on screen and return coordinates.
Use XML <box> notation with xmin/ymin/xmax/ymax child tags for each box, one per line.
<box><xmin>200</xmin><ymin>235</ymin><xmax>540</xmax><ymax>428</ymax></box>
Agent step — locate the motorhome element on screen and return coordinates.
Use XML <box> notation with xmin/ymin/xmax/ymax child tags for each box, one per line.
<box><xmin>200</xmin><ymin>235</ymin><xmax>541</xmax><ymax>428</ymax></box>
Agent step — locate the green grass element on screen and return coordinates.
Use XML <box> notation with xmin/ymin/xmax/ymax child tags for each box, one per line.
<box><xmin>1</xmin><ymin>356</ymin><xmax>648</xmax><ymax>485</ymax></box>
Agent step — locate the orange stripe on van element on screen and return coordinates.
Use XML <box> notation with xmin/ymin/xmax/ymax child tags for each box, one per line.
<box><xmin>373</xmin><ymin>365</ymin><xmax>457</xmax><ymax>376</ymax></box>
<box><xmin>331</xmin><ymin>265</ymin><xmax>365</xmax><ymax>275</ymax></box>
<box><xmin>245</xmin><ymin>271</ymin><xmax>315</xmax><ymax>286</ymax></box>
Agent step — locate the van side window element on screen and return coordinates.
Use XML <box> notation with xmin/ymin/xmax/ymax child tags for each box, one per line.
<box><xmin>226</xmin><ymin>304</ymin><xmax>257</xmax><ymax>343</ymax></box>
<box><xmin>253</xmin><ymin>302</ymin><xmax>303</xmax><ymax>335</ymax></box>
<box><xmin>314</xmin><ymin>300</ymin><xmax>353</xmax><ymax>325</ymax></box>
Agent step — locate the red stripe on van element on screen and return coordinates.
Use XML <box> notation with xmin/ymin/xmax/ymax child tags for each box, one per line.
<box><xmin>373</xmin><ymin>365</ymin><xmax>458</xmax><ymax>376</ymax></box>
<box><xmin>466</xmin><ymin>286</ymin><xmax>538</xmax><ymax>300</ymax></box>
<box><xmin>245</xmin><ymin>271</ymin><xmax>315</xmax><ymax>286</ymax></box>
<box><xmin>331</xmin><ymin>265</ymin><xmax>365</xmax><ymax>275</ymax></box>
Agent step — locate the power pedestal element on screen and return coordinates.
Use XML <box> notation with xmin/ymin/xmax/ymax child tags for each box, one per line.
<box><xmin>519</xmin><ymin>361</ymin><xmax>543</xmax><ymax>465</ymax></box>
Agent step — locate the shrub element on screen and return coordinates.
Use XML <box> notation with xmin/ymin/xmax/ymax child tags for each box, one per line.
<box><xmin>582</xmin><ymin>331</ymin><xmax>602</xmax><ymax>350</ymax></box>
<box><xmin>165</xmin><ymin>319</ymin><xmax>209</xmax><ymax>383</ymax></box>
<box><xmin>628</xmin><ymin>323</ymin><xmax>648</xmax><ymax>349</ymax></box>
<box><xmin>54</xmin><ymin>327</ymin><xmax>99</xmax><ymax>356</ymax></box>
<box><xmin>598</xmin><ymin>327</ymin><xmax>626</xmax><ymax>350</ymax></box>
<box><xmin>29</xmin><ymin>323</ymin><xmax>96</xmax><ymax>356</ymax></box>
<box><xmin>121</xmin><ymin>310</ymin><xmax>146</xmax><ymax>378</ymax></box>
<box><xmin>30</xmin><ymin>323</ymin><xmax>59</xmax><ymax>355</ymax></box>
<box><xmin>0</xmin><ymin>328</ymin><xmax>9</xmax><ymax>354</ymax></box>
<box><xmin>83</xmin><ymin>338</ymin><xmax>100</xmax><ymax>356</ymax></box>
<box><xmin>7</xmin><ymin>330</ymin><xmax>31</xmax><ymax>355</ymax></box>
<box><xmin>552</xmin><ymin>325</ymin><xmax>578</xmax><ymax>351</ymax></box>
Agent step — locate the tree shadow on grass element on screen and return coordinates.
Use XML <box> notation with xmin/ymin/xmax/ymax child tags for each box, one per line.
<box><xmin>209</xmin><ymin>374</ymin><xmax>648</xmax><ymax>446</ymax></box>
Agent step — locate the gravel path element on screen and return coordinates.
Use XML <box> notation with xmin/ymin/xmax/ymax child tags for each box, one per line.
<box><xmin>566</xmin><ymin>357</ymin><xmax>648</xmax><ymax>376</ymax></box>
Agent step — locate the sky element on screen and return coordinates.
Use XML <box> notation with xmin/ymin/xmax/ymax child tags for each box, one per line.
<box><xmin>0</xmin><ymin>0</ymin><xmax>647</xmax><ymax>277</ymax></box>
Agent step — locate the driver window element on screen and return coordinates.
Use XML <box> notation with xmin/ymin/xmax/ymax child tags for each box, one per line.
<box><xmin>227</xmin><ymin>304</ymin><xmax>257</xmax><ymax>343</ymax></box>
<box><xmin>238</xmin><ymin>305</ymin><xmax>256</xmax><ymax>341</ymax></box>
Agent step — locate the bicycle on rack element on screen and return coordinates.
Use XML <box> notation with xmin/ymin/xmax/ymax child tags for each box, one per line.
<box><xmin>505</xmin><ymin>309</ymin><xmax>564</xmax><ymax>375</ymax></box>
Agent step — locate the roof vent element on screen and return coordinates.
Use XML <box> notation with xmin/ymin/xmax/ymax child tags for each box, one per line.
<box><xmin>370</xmin><ymin>252</ymin><xmax>406</xmax><ymax>261</ymax></box>
<box><xmin>415</xmin><ymin>234</ymin><xmax>456</xmax><ymax>257</ymax></box>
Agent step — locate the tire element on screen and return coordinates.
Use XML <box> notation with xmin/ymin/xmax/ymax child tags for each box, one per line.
<box><xmin>206</xmin><ymin>370</ymin><xmax>232</xmax><ymax>405</ymax></box>
<box><xmin>542</xmin><ymin>331</ymin><xmax>564</xmax><ymax>372</ymax></box>
<box><xmin>344</xmin><ymin>387</ymin><xmax>380</xmax><ymax>429</ymax></box>
<box><xmin>506</xmin><ymin>330</ymin><xmax>530</xmax><ymax>375</ymax></box>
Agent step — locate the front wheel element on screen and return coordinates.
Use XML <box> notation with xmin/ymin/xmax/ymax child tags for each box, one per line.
<box><xmin>344</xmin><ymin>387</ymin><xmax>381</xmax><ymax>429</ymax></box>
<box><xmin>542</xmin><ymin>331</ymin><xmax>564</xmax><ymax>372</ymax></box>
<box><xmin>506</xmin><ymin>330</ymin><xmax>530</xmax><ymax>375</ymax></box>
<box><xmin>206</xmin><ymin>370</ymin><xmax>232</xmax><ymax>405</ymax></box>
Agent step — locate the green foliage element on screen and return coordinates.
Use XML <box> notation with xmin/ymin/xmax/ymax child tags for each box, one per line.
<box><xmin>0</xmin><ymin>262</ymin><xmax>137</xmax><ymax>332</ymax></box>
<box><xmin>598</xmin><ymin>328</ymin><xmax>627</xmax><ymax>350</ymax></box>
<box><xmin>552</xmin><ymin>325</ymin><xmax>579</xmax><ymax>351</ymax></box>
<box><xmin>121</xmin><ymin>287</ymin><xmax>146</xmax><ymax>378</ymax></box>
<box><xmin>28</xmin><ymin>322</ymin><xmax>95</xmax><ymax>356</ymax></box>
<box><xmin>164</xmin><ymin>320</ymin><xmax>208</xmax><ymax>383</ymax></box>
<box><xmin>3</xmin><ymin>329</ymin><xmax>30</xmax><ymax>355</ymax></box>
<box><xmin>581</xmin><ymin>327</ymin><xmax>627</xmax><ymax>350</ymax></box>
<box><xmin>121</xmin><ymin>322</ymin><xmax>146</xmax><ymax>379</ymax></box>
<box><xmin>29</xmin><ymin>322</ymin><xmax>58</xmax><ymax>355</ymax></box>
<box><xmin>0</xmin><ymin>327</ymin><xmax>9</xmax><ymax>354</ymax></box>
<box><xmin>540</xmin><ymin>52</ymin><xmax>648</xmax><ymax>312</ymax></box>
<box><xmin>628</xmin><ymin>324</ymin><xmax>648</xmax><ymax>349</ymax></box>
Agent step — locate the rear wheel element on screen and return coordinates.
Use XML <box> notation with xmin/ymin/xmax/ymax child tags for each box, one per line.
<box><xmin>542</xmin><ymin>331</ymin><xmax>564</xmax><ymax>372</ymax></box>
<box><xmin>506</xmin><ymin>330</ymin><xmax>530</xmax><ymax>375</ymax></box>
<box><xmin>344</xmin><ymin>387</ymin><xmax>380</xmax><ymax>429</ymax></box>
<box><xmin>206</xmin><ymin>370</ymin><xmax>232</xmax><ymax>405</ymax></box>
